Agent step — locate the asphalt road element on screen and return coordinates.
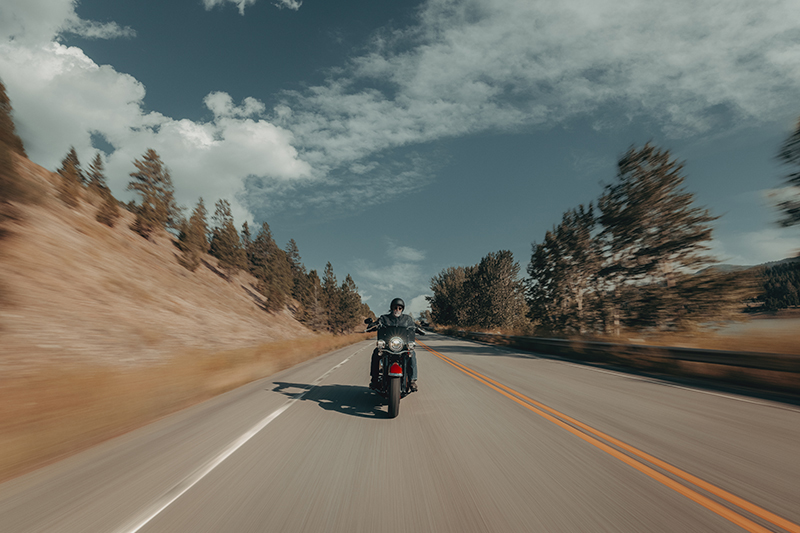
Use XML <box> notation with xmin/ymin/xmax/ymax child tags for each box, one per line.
<box><xmin>1</xmin><ymin>334</ymin><xmax>799</xmax><ymax>532</ymax></box>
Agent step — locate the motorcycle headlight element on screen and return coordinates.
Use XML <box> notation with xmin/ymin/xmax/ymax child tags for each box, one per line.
<box><xmin>389</xmin><ymin>337</ymin><xmax>403</xmax><ymax>352</ymax></box>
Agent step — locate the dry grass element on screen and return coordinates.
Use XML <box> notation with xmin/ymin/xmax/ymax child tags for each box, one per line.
<box><xmin>0</xmin><ymin>333</ymin><xmax>369</xmax><ymax>483</ymax></box>
<box><xmin>439</xmin><ymin>319</ymin><xmax>800</xmax><ymax>356</ymax></box>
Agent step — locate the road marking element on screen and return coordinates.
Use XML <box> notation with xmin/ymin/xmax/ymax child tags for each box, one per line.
<box><xmin>115</xmin><ymin>343</ymin><xmax>369</xmax><ymax>533</ymax></box>
<box><xmin>420</xmin><ymin>341</ymin><xmax>800</xmax><ymax>533</ymax></box>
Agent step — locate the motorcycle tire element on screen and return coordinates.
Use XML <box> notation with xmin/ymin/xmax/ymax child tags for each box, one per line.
<box><xmin>388</xmin><ymin>376</ymin><xmax>401</xmax><ymax>418</ymax></box>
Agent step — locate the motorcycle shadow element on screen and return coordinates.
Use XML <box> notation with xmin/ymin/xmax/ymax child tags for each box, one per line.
<box><xmin>272</xmin><ymin>381</ymin><xmax>388</xmax><ymax>418</ymax></box>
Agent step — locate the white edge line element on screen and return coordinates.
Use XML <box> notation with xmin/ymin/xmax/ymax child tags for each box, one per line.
<box><xmin>116</xmin><ymin>343</ymin><xmax>369</xmax><ymax>533</ymax></box>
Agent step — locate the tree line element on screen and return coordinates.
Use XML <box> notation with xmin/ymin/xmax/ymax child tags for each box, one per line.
<box><xmin>756</xmin><ymin>260</ymin><xmax>800</xmax><ymax>311</ymax></box>
<box><xmin>0</xmin><ymin>80</ymin><xmax>372</xmax><ymax>333</ymax></box>
<box><xmin>428</xmin><ymin>140</ymin><xmax>800</xmax><ymax>335</ymax></box>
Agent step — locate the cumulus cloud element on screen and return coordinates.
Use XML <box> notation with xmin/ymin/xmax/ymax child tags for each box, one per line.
<box><xmin>0</xmin><ymin>39</ymin><xmax>311</xmax><ymax>224</ymax></box>
<box><xmin>407</xmin><ymin>294</ymin><xmax>432</xmax><ymax>318</ymax></box>
<box><xmin>5</xmin><ymin>0</ymin><xmax>800</xmax><ymax>223</ymax></box>
<box><xmin>352</xmin><ymin>241</ymin><xmax>432</xmax><ymax>314</ymax></box>
<box><xmin>282</xmin><ymin>0</ymin><xmax>800</xmax><ymax>170</ymax></box>
<box><xmin>0</xmin><ymin>0</ymin><xmax>134</xmax><ymax>43</ymax></box>
<box><xmin>709</xmin><ymin>228</ymin><xmax>799</xmax><ymax>266</ymax></box>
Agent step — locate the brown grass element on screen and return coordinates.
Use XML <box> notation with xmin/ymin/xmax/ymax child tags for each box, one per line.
<box><xmin>438</xmin><ymin>321</ymin><xmax>799</xmax><ymax>356</ymax></box>
<box><xmin>0</xmin><ymin>333</ymin><xmax>369</xmax><ymax>483</ymax></box>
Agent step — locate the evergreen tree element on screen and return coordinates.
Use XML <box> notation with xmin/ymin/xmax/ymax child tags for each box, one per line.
<box><xmin>334</xmin><ymin>274</ymin><xmax>363</xmax><ymax>333</ymax></box>
<box><xmin>127</xmin><ymin>149</ymin><xmax>178</xmax><ymax>238</ymax></box>
<box><xmin>178</xmin><ymin>198</ymin><xmax>209</xmax><ymax>271</ymax></box>
<box><xmin>247</xmin><ymin>221</ymin><xmax>292</xmax><ymax>309</ymax></box>
<box><xmin>321</xmin><ymin>262</ymin><xmax>339</xmax><ymax>330</ymax></box>
<box><xmin>95</xmin><ymin>189</ymin><xmax>121</xmax><ymax>227</ymax></box>
<box><xmin>56</xmin><ymin>147</ymin><xmax>83</xmax><ymax>208</ymax></box>
<box><xmin>305</xmin><ymin>269</ymin><xmax>325</xmax><ymax>330</ymax></box>
<box><xmin>464</xmin><ymin>250</ymin><xmax>527</xmax><ymax>330</ymax></box>
<box><xmin>0</xmin><ymin>80</ymin><xmax>25</xmax><ymax>158</ymax></box>
<box><xmin>86</xmin><ymin>152</ymin><xmax>108</xmax><ymax>198</ymax></box>
<box><xmin>776</xmin><ymin>118</ymin><xmax>800</xmax><ymax>228</ymax></box>
<box><xmin>597</xmin><ymin>144</ymin><xmax>729</xmax><ymax>332</ymax></box>
<box><xmin>0</xmin><ymin>79</ymin><xmax>33</xmax><ymax>238</ymax></box>
<box><xmin>427</xmin><ymin>266</ymin><xmax>469</xmax><ymax>326</ymax></box>
<box><xmin>527</xmin><ymin>205</ymin><xmax>599</xmax><ymax>334</ymax></box>
<box><xmin>209</xmin><ymin>199</ymin><xmax>246</xmax><ymax>275</ymax></box>
<box><xmin>0</xmin><ymin>79</ymin><xmax>32</xmax><ymax>227</ymax></box>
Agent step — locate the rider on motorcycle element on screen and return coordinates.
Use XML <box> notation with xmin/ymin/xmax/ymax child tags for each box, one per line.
<box><xmin>369</xmin><ymin>297</ymin><xmax>418</xmax><ymax>392</ymax></box>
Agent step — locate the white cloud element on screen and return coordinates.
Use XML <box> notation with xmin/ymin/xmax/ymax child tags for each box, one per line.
<box><xmin>710</xmin><ymin>229</ymin><xmax>799</xmax><ymax>266</ymax></box>
<box><xmin>0</xmin><ymin>39</ymin><xmax>311</xmax><ymax>224</ymax></box>
<box><xmin>282</xmin><ymin>0</ymin><xmax>800</xmax><ymax>171</ymax></box>
<box><xmin>5</xmin><ymin>0</ymin><xmax>800</xmax><ymax>222</ymax></box>
<box><xmin>202</xmin><ymin>0</ymin><xmax>301</xmax><ymax>15</ymax></box>
<box><xmin>407</xmin><ymin>294</ymin><xmax>431</xmax><ymax>318</ymax></box>
<box><xmin>0</xmin><ymin>0</ymin><xmax>134</xmax><ymax>43</ymax></box>
<box><xmin>389</xmin><ymin>244</ymin><xmax>426</xmax><ymax>262</ymax></box>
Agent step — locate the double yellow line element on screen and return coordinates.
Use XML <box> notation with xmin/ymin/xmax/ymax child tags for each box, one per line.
<box><xmin>419</xmin><ymin>341</ymin><xmax>799</xmax><ymax>533</ymax></box>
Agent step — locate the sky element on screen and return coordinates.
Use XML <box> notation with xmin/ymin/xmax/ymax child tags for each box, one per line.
<box><xmin>1</xmin><ymin>0</ymin><xmax>799</xmax><ymax>317</ymax></box>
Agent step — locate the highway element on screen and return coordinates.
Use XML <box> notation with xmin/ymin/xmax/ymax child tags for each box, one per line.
<box><xmin>1</xmin><ymin>334</ymin><xmax>798</xmax><ymax>532</ymax></box>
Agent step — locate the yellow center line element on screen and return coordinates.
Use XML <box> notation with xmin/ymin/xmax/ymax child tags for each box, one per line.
<box><xmin>419</xmin><ymin>340</ymin><xmax>799</xmax><ymax>533</ymax></box>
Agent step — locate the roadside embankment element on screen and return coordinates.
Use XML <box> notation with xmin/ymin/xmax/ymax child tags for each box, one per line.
<box><xmin>0</xmin><ymin>333</ymin><xmax>369</xmax><ymax>483</ymax></box>
<box><xmin>435</xmin><ymin>328</ymin><xmax>800</xmax><ymax>396</ymax></box>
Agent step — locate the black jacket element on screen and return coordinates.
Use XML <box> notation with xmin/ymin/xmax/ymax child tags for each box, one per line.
<box><xmin>377</xmin><ymin>312</ymin><xmax>416</xmax><ymax>329</ymax></box>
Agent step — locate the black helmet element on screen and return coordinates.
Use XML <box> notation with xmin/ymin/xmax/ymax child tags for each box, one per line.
<box><xmin>390</xmin><ymin>298</ymin><xmax>405</xmax><ymax>311</ymax></box>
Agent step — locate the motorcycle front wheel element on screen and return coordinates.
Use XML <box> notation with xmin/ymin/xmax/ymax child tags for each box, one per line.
<box><xmin>388</xmin><ymin>376</ymin><xmax>401</xmax><ymax>418</ymax></box>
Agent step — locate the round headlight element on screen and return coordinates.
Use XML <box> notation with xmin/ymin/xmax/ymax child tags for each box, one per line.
<box><xmin>389</xmin><ymin>337</ymin><xmax>403</xmax><ymax>352</ymax></box>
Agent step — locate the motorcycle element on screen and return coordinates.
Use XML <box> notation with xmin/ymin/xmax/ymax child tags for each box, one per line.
<box><xmin>364</xmin><ymin>317</ymin><xmax>425</xmax><ymax>418</ymax></box>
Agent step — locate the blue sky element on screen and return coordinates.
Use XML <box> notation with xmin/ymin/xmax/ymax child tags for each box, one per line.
<box><xmin>1</xmin><ymin>0</ymin><xmax>799</xmax><ymax>317</ymax></box>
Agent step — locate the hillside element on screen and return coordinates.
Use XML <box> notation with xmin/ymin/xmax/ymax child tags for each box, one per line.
<box><xmin>0</xmin><ymin>154</ymin><xmax>313</xmax><ymax>372</ymax></box>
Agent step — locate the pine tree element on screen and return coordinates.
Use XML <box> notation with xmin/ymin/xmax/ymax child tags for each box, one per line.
<box><xmin>527</xmin><ymin>205</ymin><xmax>599</xmax><ymax>334</ymax></box>
<box><xmin>86</xmin><ymin>152</ymin><xmax>108</xmax><ymax>199</ymax></box>
<box><xmin>597</xmin><ymin>144</ymin><xmax>724</xmax><ymax>332</ymax></box>
<box><xmin>334</xmin><ymin>274</ymin><xmax>363</xmax><ymax>333</ymax></box>
<box><xmin>0</xmin><ymin>79</ymin><xmax>33</xmax><ymax>236</ymax></box>
<box><xmin>56</xmin><ymin>147</ymin><xmax>83</xmax><ymax>208</ymax></box>
<box><xmin>776</xmin><ymin>118</ymin><xmax>800</xmax><ymax>228</ymax></box>
<box><xmin>321</xmin><ymin>262</ymin><xmax>339</xmax><ymax>330</ymax></box>
<box><xmin>127</xmin><ymin>149</ymin><xmax>178</xmax><ymax>238</ymax></box>
<box><xmin>0</xmin><ymin>81</ymin><xmax>30</xmax><ymax>214</ymax></box>
<box><xmin>209</xmin><ymin>199</ymin><xmax>246</xmax><ymax>275</ymax></box>
<box><xmin>427</xmin><ymin>266</ymin><xmax>469</xmax><ymax>326</ymax></box>
<box><xmin>465</xmin><ymin>250</ymin><xmax>527</xmax><ymax>330</ymax></box>
<box><xmin>95</xmin><ymin>189</ymin><xmax>121</xmax><ymax>227</ymax></box>
<box><xmin>178</xmin><ymin>198</ymin><xmax>209</xmax><ymax>271</ymax></box>
<box><xmin>247</xmin><ymin>222</ymin><xmax>292</xmax><ymax>309</ymax></box>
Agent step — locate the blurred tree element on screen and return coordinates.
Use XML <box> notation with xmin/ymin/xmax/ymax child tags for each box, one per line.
<box><xmin>127</xmin><ymin>149</ymin><xmax>178</xmax><ymax>238</ymax></box>
<box><xmin>597</xmin><ymin>144</ymin><xmax>727</xmax><ymax>332</ymax></box>
<box><xmin>321</xmin><ymin>262</ymin><xmax>339</xmax><ymax>330</ymax></box>
<box><xmin>0</xmin><ymin>80</ymin><xmax>33</xmax><ymax>227</ymax></box>
<box><xmin>465</xmin><ymin>250</ymin><xmax>527</xmax><ymax>330</ymax></box>
<box><xmin>56</xmin><ymin>147</ymin><xmax>83</xmax><ymax>208</ymax></box>
<box><xmin>776</xmin><ymin>118</ymin><xmax>800</xmax><ymax>228</ymax></box>
<box><xmin>209</xmin><ymin>199</ymin><xmax>246</xmax><ymax>276</ymax></box>
<box><xmin>427</xmin><ymin>266</ymin><xmax>469</xmax><ymax>326</ymax></box>
<box><xmin>95</xmin><ymin>188</ymin><xmax>121</xmax><ymax>227</ymax></box>
<box><xmin>334</xmin><ymin>274</ymin><xmax>363</xmax><ymax>333</ymax></box>
<box><xmin>527</xmin><ymin>205</ymin><xmax>598</xmax><ymax>334</ymax></box>
<box><xmin>86</xmin><ymin>153</ymin><xmax>108</xmax><ymax>198</ymax></box>
<box><xmin>86</xmin><ymin>152</ymin><xmax>120</xmax><ymax>227</ymax></box>
<box><xmin>247</xmin><ymin>222</ymin><xmax>292</xmax><ymax>310</ymax></box>
<box><xmin>178</xmin><ymin>198</ymin><xmax>209</xmax><ymax>271</ymax></box>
